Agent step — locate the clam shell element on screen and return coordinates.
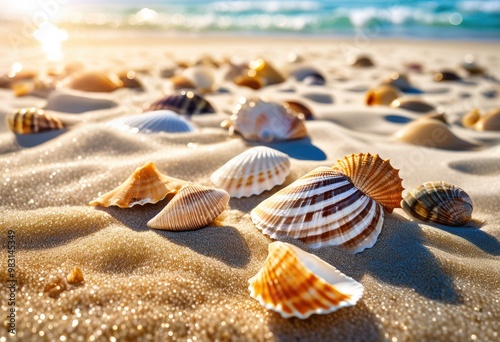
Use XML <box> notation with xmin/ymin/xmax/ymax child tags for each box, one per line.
<box><xmin>145</xmin><ymin>90</ymin><xmax>216</xmax><ymax>115</ymax></box>
<box><xmin>89</xmin><ymin>162</ymin><xmax>188</xmax><ymax>208</ymax></box>
<box><xmin>230</xmin><ymin>97</ymin><xmax>308</xmax><ymax>142</ymax></box>
<box><xmin>391</xmin><ymin>98</ymin><xmax>435</xmax><ymax>113</ymax></box>
<box><xmin>402</xmin><ymin>181</ymin><xmax>473</xmax><ymax>226</ymax></box>
<box><xmin>7</xmin><ymin>107</ymin><xmax>64</xmax><ymax>134</ymax></box>
<box><xmin>210</xmin><ymin>146</ymin><xmax>291</xmax><ymax>198</ymax></box>
<box><xmin>394</xmin><ymin>118</ymin><xmax>479</xmax><ymax>150</ymax></box>
<box><xmin>248</xmin><ymin>59</ymin><xmax>286</xmax><ymax>85</ymax></box>
<box><xmin>333</xmin><ymin>153</ymin><xmax>404</xmax><ymax>213</ymax></box>
<box><xmin>365</xmin><ymin>85</ymin><xmax>400</xmax><ymax>106</ymax></box>
<box><xmin>66</xmin><ymin>71</ymin><xmax>123</xmax><ymax>92</ymax></box>
<box><xmin>147</xmin><ymin>184</ymin><xmax>230</xmax><ymax>231</ymax></box>
<box><xmin>475</xmin><ymin>108</ymin><xmax>500</xmax><ymax>131</ymax></box>
<box><xmin>248</xmin><ymin>242</ymin><xmax>364</xmax><ymax>319</ymax></box>
<box><xmin>106</xmin><ymin>111</ymin><xmax>196</xmax><ymax>134</ymax></box>
<box><xmin>251</xmin><ymin>167</ymin><xmax>385</xmax><ymax>253</ymax></box>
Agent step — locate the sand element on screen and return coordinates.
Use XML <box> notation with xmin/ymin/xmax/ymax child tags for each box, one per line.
<box><xmin>0</xmin><ymin>36</ymin><xmax>499</xmax><ymax>341</ymax></box>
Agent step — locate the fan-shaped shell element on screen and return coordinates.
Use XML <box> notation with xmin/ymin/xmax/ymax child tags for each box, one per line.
<box><xmin>394</xmin><ymin>118</ymin><xmax>479</xmax><ymax>150</ymax></box>
<box><xmin>7</xmin><ymin>107</ymin><xmax>64</xmax><ymax>134</ymax></box>
<box><xmin>251</xmin><ymin>167</ymin><xmax>384</xmax><ymax>253</ymax></box>
<box><xmin>391</xmin><ymin>98</ymin><xmax>435</xmax><ymax>113</ymax></box>
<box><xmin>66</xmin><ymin>71</ymin><xmax>123</xmax><ymax>92</ymax></box>
<box><xmin>145</xmin><ymin>90</ymin><xmax>216</xmax><ymax>115</ymax></box>
<box><xmin>229</xmin><ymin>97</ymin><xmax>308</xmax><ymax>142</ymax></box>
<box><xmin>89</xmin><ymin>162</ymin><xmax>188</xmax><ymax>208</ymax></box>
<box><xmin>248</xmin><ymin>242</ymin><xmax>364</xmax><ymax>319</ymax></box>
<box><xmin>147</xmin><ymin>184</ymin><xmax>230</xmax><ymax>231</ymax></box>
<box><xmin>402</xmin><ymin>181</ymin><xmax>473</xmax><ymax>226</ymax></box>
<box><xmin>365</xmin><ymin>85</ymin><xmax>400</xmax><ymax>106</ymax></box>
<box><xmin>106</xmin><ymin>111</ymin><xmax>195</xmax><ymax>134</ymax></box>
<box><xmin>332</xmin><ymin>153</ymin><xmax>404</xmax><ymax>213</ymax></box>
<box><xmin>211</xmin><ymin>147</ymin><xmax>291</xmax><ymax>198</ymax></box>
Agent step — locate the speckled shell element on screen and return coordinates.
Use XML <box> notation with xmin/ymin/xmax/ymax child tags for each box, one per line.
<box><xmin>229</xmin><ymin>97</ymin><xmax>308</xmax><ymax>142</ymax></box>
<box><xmin>365</xmin><ymin>85</ymin><xmax>400</xmax><ymax>106</ymax></box>
<box><xmin>210</xmin><ymin>147</ymin><xmax>291</xmax><ymax>198</ymax></box>
<box><xmin>7</xmin><ymin>107</ymin><xmax>64</xmax><ymax>134</ymax></box>
<box><xmin>66</xmin><ymin>71</ymin><xmax>123</xmax><ymax>92</ymax></box>
<box><xmin>391</xmin><ymin>98</ymin><xmax>435</xmax><ymax>113</ymax></box>
<box><xmin>251</xmin><ymin>167</ymin><xmax>385</xmax><ymax>253</ymax></box>
<box><xmin>248</xmin><ymin>242</ymin><xmax>364</xmax><ymax>319</ymax></box>
<box><xmin>147</xmin><ymin>184</ymin><xmax>230</xmax><ymax>231</ymax></box>
<box><xmin>248</xmin><ymin>58</ymin><xmax>286</xmax><ymax>85</ymax></box>
<box><xmin>89</xmin><ymin>162</ymin><xmax>188</xmax><ymax>208</ymax></box>
<box><xmin>145</xmin><ymin>91</ymin><xmax>216</xmax><ymax>115</ymax></box>
<box><xmin>333</xmin><ymin>153</ymin><xmax>404</xmax><ymax>213</ymax></box>
<box><xmin>106</xmin><ymin>111</ymin><xmax>195</xmax><ymax>134</ymax></box>
<box><xmin>402</xmin><ymin>181</ymin><xmax>473</xmax><ymax>226</ymax></box>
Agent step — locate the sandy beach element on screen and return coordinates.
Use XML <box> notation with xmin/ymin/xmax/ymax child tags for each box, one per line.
<box><xmin>1</xmin><ymin>36</ymin><xmax>499</xmax><ymax>341</ymax></box>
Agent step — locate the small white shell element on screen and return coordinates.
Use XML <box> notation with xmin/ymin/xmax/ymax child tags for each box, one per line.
<box><xmin>106</xmin><ymin>111</ymin><xmax>195</xmax><ymax>134</ymax></box>
<box><xmin>210</xmin><ymin>146</ymin><xmax>291</xmax><ymax>198</ymax></box>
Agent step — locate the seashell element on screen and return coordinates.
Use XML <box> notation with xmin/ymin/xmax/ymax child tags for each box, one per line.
<box><xmin>462</xmin><ymin>108</ymin><xmax>481</xmax><ymax>128</ymax></box>
<box><xmin>106</xmin><ymin>111</ymin><xmax>195</xmax><ymax>134</ymax></box>
<box><xmin>147</xmin><ymin>184</ymin><xmax>230</xmax><ymax>231</ymax></box>
<box><xmin>251</xmin><ymin>167</ymin><xmax>386</xmax><ymax>253</ymax></box>
<box><xmin>390</xmin><ymin>98</ymin><xmax>435</xmax><ymax>113</ymax></box>
<box><xmin>289</xmin><ymin>65</ymin><xmax>326</xmax><ymax>86</ymax></box>
<box><xmin>145</xmin><ymin>90</ymin><xmax>216</xmax><ymax>115</ymax></box>
<box><xmin>248</xmin><ymin>241</ymin><xmax>364</xmax><ymax>319</ymax></box>
<box><xmin>332</xmin><ymin>153</ymin><xmax>404</xmax><ymax>213</ymax></box>
<box><xmin>350</xmin><ymin>55</ymin><xmax>374</xmax><ymax>67</ymax></box>
<box><xmin>7</xmin><ymin>107</ymin><xmax>64</xmax><ymax>134</ymax></box>
<box><xmin>233</xmin><ymin>74</ymin><xmax>265</xmax><ymax>90</ymax></box>
<box><xmin>0</xmin><ymin>69</ymin><xmax>37</xmax><ymax>88</ymax></box>
<box><xmin>394</xmin><ymin>118</ymin><xmax>479</xmax><ymax>150</ymax></box>
<box><xmin>170</xmin><ymin>75</ymin><xmax>197</xmax><ymax>90</ymax></box>
<box><xmin>461</xmin><ymin>62</ymin><xmax>484</xmax><ymax>75</ymax></box>
<box><xmin>66</xmin><ymin>71</ymin><xmax>123</xmax><ymax>92</ymax></box>
<box><xmin>89</xmin><ymin>162</ymin><xmax>188</xmax><ymax>208</ymax></box>
<box><xmin>228</xmin><ymin>97</ymin><xmax>308</xmax><ymax>142</ymax></box>
<box><xmin>433</xmin><ymin>70</ymin><xmax>461</xmax><ymax>82</ymax></box>
<box><xmin>158</xmin><ymin>62</ymin><xmax>177</xmax><ymax>78</ymax></box>
<box><xmin>66</xmin><ymin>267</ymin><xmax>84</xmax><ymax>285</ymax></box>
<box><xmin>194</xmin><ymin>55</ymin><xmax>220</xmax><ymax>68</ymax></box>
<box><xmin>475</xmin><ymin>108</ymin><xmax>500</xmax><ymax>131</ymax></box>
<box><xmin>210</xmin><ymin>146</ymin><xmax>291</xmax><ymax>198</ymax></box>
<box><xmin>45</xmin><ymin>92</ymin><xmax>118</xmax><ymax>114</ymax></box>
<box><xmin>248</xmin><ymin>59</ymin><xmax>286</xmax><ymax>85</ymax></box>
<box><xmin>381</xmin><ymin>72</ymin><xmax>412</xmax><ymax>92</ymax></box>
<box><xmin>365</xmin><ymin>85</ymin><xmax>401</xmax><ymax>106</ymax></box>
<box><xmin>182</xmin><ymin>66</ymin><xmax>215</xmax><ymax>92</ymax></box>
<box><xmin>117</xmin><ymin>71</ymin><xmax>144</xmax><ymax>90</ymax></box>
<box><xmin>283</xmin><ymin>100</ymin><xmax>314</xmax><ymax>120</ymax></box>
<box><xmin>402</xmin><ymin>181</ymin><xmax>473</xmax><ymax>226</ymax></box>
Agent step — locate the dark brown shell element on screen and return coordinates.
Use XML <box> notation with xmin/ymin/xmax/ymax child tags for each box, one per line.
<box><xmin>7</xmin><ymin>107</ymin><xmax>64</xmax><ymax>134</ymax></box>
<box><xmin>145</xmin><ymin>91</ymin><xmax>216</xmax><ymax>115</ymax></box>
<box><xmin>402</xmin><ymin>181</ymin><xmax>473</xmax><ymax>226</ymax></box>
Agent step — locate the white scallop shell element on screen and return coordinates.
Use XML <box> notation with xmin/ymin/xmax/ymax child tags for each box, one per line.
<box><xmin>106</xmin><ymin>110</ymin><xmax>195</xmax><ymax>134</ymax></box>
<box><xmin>210</xmin><ymin>146</ymin><xmax>291</xmax><ymax>198</ymax></box>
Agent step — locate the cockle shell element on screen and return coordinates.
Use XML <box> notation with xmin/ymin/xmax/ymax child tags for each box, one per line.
<box><xmin>394</xmin><ymin>118</ymin><xmax>479</xmax><ymax>150</ymax></box>
<box><xmin>7</xmin><ymin>107</ymin><xmax>64</xmax><ymax>134</ymax></box>
<box><xmin>210</xmin><ymin>146</ymin><xmax>291</xmax><ymax>198</ymax></box>
<box><xmin>333</xmin><ymin>153</ymin><xmax>404</xmax><ymax>213</ymax></box>
<box><xmin>248</xmin><ymin>58</ymin><xmax>286</xmax><ymax>85</ymax></box>
<box><xmin>145</xmin><ymin>90</ymin><xmax>216</xmax><ymax>115</ymax></box>
<box><xmin>390</xmin><ymin>98</ymin><xmax>435</xmax><ymax>113</ymax></box>
<box><xmin>227</xmin><ymin>97</ymin><xmax>308</xmax><ymax>142</ymax></box>
<box><xmin>89</xmin><ymin>162</ymin><xmax>188</xmax><ymax>208</ymax></box>
<box><xmin>66</xmin><ymin>71</ymin><xmax>123</xmax><ymax>92</ymax></box>
<box><xmin>251</xmin><ymin>167</ymin><xmax>385</xmax><ymax>253</ymax></box>
<box><xmin>248</xmin><ymin>242</ymin><xmax>364</xmax><ymax>319</ymax></box>
<box><xmin>106</xmin><ymin>111</ymin><xmax>196</xmax><ymax>134</ymax></box>
<box><xmin>147</xmin><ymin>184</ymin><xmax>230</xmax><ymax>231</ymax></box>
<box><xmin>365</xmin><ymin>85</ymin><xmax>401</xmax><ymax>106</ymax></box>
<box><xmin>402</xmin><ymin>181</ymin><xmax>473</xmax><ymax>226</ymax></box>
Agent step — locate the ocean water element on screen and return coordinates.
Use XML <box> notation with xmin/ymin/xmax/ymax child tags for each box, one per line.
<box><xmin>1</xmin><ymin>0</ymin><xmax>500</xmax><ymax>40</ymax></box>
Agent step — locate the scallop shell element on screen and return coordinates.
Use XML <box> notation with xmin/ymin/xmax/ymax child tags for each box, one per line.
<box><xmin>402</xmin><ymin>181</ymin><xmax>473</xmax><ymax>226</ymax></box>
<box><xmin>475</xmin><ymin>108</ymin><xmax>500</xmax><ymax>131</ymax></box>
<box><xmin>145</xmin><ymin>90</ymin><xmax>216</xmax><ymax>115</ymax></box>
<box><xmin>210</xmin><ymin>147</ymin><xmax>291</xmax><ymax>198</ymax></box>
<box><xmin>248</xmin><ymin>59</ymin><xmax>286</xmax><ymax>85</ymax></box>
<box><xmin>89</xmin><ymin>162</ymin><xmax>188</xmax><ymax>208</ymax></box>
<box><xmin>251</xmin><ymin>167</ymin><xmax>385</xmax><ymax>253</ymax></box>
<box><xmin>434</xmin><ymin>70</ymin><xmax>461</xmax><ymax>82</ymax></box>
<box><xmin>332</xmin><ymin>153</ymin><xmax>404</xmax><ymax>213</ymax></box>
<box><xmin>394</xmin><ymin>118</ymin><xmax>479</xmax><ymax>150</ymax></box>
<box><xmin>66</xmin><ymin>71</ymin><xmax>123</xmax><ymax>92</ymax></box>
<box><xmin>351</xmin><ymin>55</ymin><xmax>374</xmax><ymax>67</ymax></box>
<box><xmin>248</xmin><ymin>242</ymin><xmax>364</xmax><ymax>319</ymax></box>
<box><xmin>390</xmin><ymin>98</ymin><xmax>435</xmax><ymax>113</ymax></box>
<box><xmin>229</xmin><ymin>97</ymin><xmax>308</xmax><ymax>142</ymax></box>
<box><xmin>147</xmin><ymin>184</ymin><xmax>230</xmax><ymax>231</ymax></box>
<box><xmin>365</xmin><ymin>85</ymin><xmax>401</xmax><ymax>106</ymax></box>
<box><xmin>106</xmin><ymin>111</ymin><xmax>195</xmax><ymax>134</ymax></box>
<box><xmin>7</xmin><ymin>107</ymin><xmax>64</xmax><ymax>134</ymax></box>
<box><xmin>381</xmin><ymin>72</ymin><xmax>412</xmax><ymax>92</ymax></box>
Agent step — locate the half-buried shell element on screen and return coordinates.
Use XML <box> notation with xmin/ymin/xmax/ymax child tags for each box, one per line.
<box><xmin>147</xmin><ymin>184</ymin><xmax>230</xmax><ymax>231</ymax></box>
<box><xmin>145</xmin><ymin>90</ymin><xmax>216</xmax><ymax>115</ymax></box>
<box><xmin>89</xmin><ymin>162</ymin><xmax>188</xmax><ymax>208</ymax></box>
<box><xmin>210</xmin><ymin>146</ymin><xmax>291</xmax><ymax>198</ymax></box>
<box><xmin>106</xmin><ymin>111</ymin><xmax>196</xmax><ymax>134</ymax></box>
<box><xmin>402</xmin><ymin>181</ymin><xmax>473</xmax><ymax>226</ymax></box>
<box><xmin>248</xmin><ymin>241</ymin><xmax>364</xmax><ymax>319</ymax></box>
<box><xmin>7</xmin><ymin>107</ymin><xmax>64</xmax><ymax>134</ymax></box>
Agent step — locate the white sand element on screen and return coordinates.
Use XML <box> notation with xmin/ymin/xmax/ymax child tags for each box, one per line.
<box><xmin>0</xmin><ymin>37</ymin><xmax>499</xmax><ymax>341</ymax></box>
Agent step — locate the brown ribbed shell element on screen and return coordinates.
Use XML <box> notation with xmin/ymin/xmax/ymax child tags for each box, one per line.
<box><xmin>402</xmin><ymin>181</ymin><xmax>473</xmax><ymax>226</ymax></box>
<box><xmin>7</xmin><ymin>107</ymin><xmax>64</xmax><ymax>134</ymax></box>
<box><xmin>333</xmin><ymin>153</ymin><xmax>404</xmax><ymax>213</ymax></box>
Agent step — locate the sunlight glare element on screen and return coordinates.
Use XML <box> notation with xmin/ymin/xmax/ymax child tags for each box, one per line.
<box><xmin>33</xmin><ymin>22</ymin><xmax>68</xmax><ymax>61</ymax></box>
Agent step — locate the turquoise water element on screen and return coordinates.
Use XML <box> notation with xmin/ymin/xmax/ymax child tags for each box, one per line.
<box><xmin>2</xmin><ymin>0</ymin><xmax>500</xmax><ymax>40</ymax></box>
